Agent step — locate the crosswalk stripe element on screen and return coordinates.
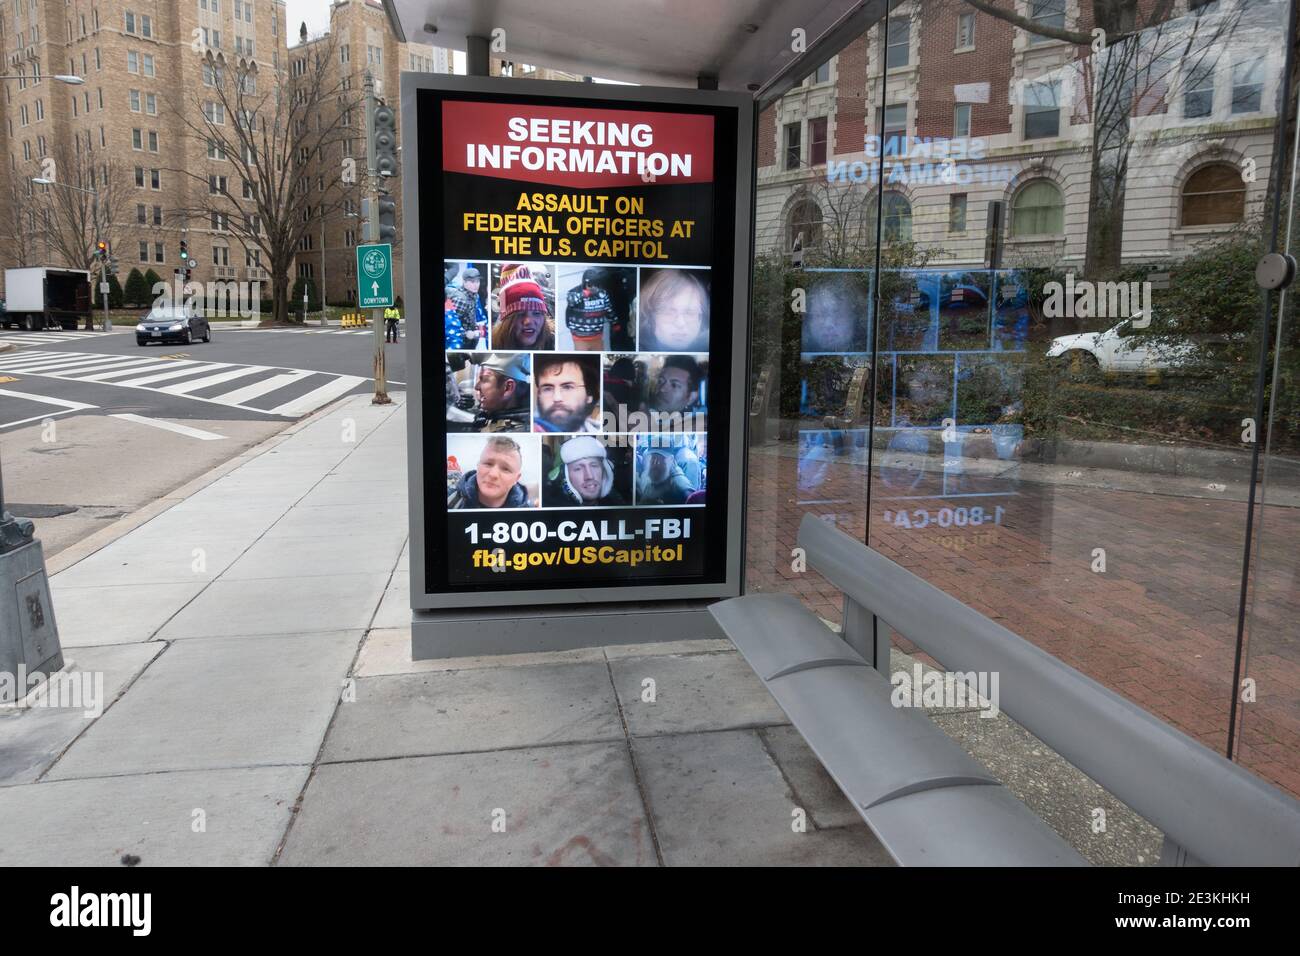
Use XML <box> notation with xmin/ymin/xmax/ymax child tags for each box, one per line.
<box><xmin>59</xmin><ymin>357</ymin><xmax>166</xmax><ymax>380</ymax></box>
<box><xmin>158</xmin><ymin>364</ymin><xmax>269</xmax><ymax>395</ymax></box>
<box><xmin>0</xmin><ymin>355</ymin><xmax>141</xmax><ymax>374</ymax></box>
<box><xmin>113</xmin><ymin>362</ymin><xmax>234</xmax><ymax>387</ymax></box>
<box><xmin>211</xmin><ymin>369</ymin><xmax>313</xmax><ymax>407</ymax></box>
<box><xmin>265</xmin><ymin>374</ymin><xmax>365</xmax><ymax>416</ymax></box>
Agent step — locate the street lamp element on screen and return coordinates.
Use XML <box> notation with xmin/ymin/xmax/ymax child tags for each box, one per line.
<box><xmin>32</xmin><ymin>177</ymin><xmax>110</xmax><ymax>332</ymax></box>
<box><xmin>0</xmin><ymin>74</ymin><xmax>84</xmax><ymax>84</ymax></box>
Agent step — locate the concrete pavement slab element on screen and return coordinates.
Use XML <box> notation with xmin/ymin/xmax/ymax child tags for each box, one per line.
<box><xmin>294</xmin><ymin>478</ymin><xmax>407</xmax><ymax>508</ymax></box>
<box><xmin>46</xmin><ymin>631</ymin><xmax>362</xmax><ymax>778</ymax></box>
<box><xmin>758</xmin><ymin>725</ymin><xmax>862</xmax><ymax>830</ymax></box>
<box><xmin>51</xmin><ymin>531</ymin><xmax>254</xmax><ymax>586</ymax></box>
<box><xmin>220</xmin><ymin>531</ymin><xmax>405</xmax><ymax>580</ymax></box>
<box><xmin>353</xmin><ymin>627</ymin><xmax>605</xmax><ymax>678</ymax></box>
<box><xmin>321</xmin><ymin>663</ymin><xmax>624</xmax><ymax>763</ymax></box>
<box><xmin>0</xmin><ymin>766</ymin><xmax>307</xmax><ymax>866</ymax></box>
<box><xmin>631</xmin><ymin>729</ymin><xmax>892</xmax><ymax>866</ymax></box>
<box><xmin>0</xmin><ymin>643</ymin><xmax>164</xmax><ymax>786</ymax></box>
<box><xmin>260</xmin><ymin>504</ymin><xmax>407</xmax><ymax>539</ymax></box>
<box><xmin>279</xmin><ymin>743</ymin><xmax>654</xmax><ymax>866</ymax></box>
<box><xmin>50</xmin><ymin>581</ymin><xmax>208</xmax><ymax>646</ymax></box>
<box><xmin>604</xmin><ymin>638</ymin><xmax>733</xmax><ymax>660</ymax></box>
<box><xmin>372</xmin><ymin>576</ymin><xmax>409</xmax><ymax>629</ymax></box>
<box><xmin>928</xmin><ymin>709</ymin><xmax>1163</xmax><ymax>866</ymax></box>
<box><xmin>609</xmin><ymin>651</ymin><xmax>789</xmax><ymax>737</ymax></box>
<box><xmin>154</xmin><ymin>572</ymin><xmax>390</xmax><ymax>639</ymax></box>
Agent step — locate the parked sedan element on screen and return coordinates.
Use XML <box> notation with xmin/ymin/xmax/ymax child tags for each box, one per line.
<box><xmin>136</xmin><ymin>306</ymin><xmax>210</xmax><ymax>346</ymax></box>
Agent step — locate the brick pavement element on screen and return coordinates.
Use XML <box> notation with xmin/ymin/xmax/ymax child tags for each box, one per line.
<box><xmin>744</xmin><ymin>441</ymin><xmax>1300</xmax><ymax>797</ymax></box>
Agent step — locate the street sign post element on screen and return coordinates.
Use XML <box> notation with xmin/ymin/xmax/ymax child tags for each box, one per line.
<box><xmin>356</xmin><ymin>243</ymin><xmax>395</xmax><ymax>308</ymax></box>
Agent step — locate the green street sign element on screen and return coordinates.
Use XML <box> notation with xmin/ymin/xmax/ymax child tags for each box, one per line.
<box><xmin>356</xmin><ymin>243</ymin><xmax>394</xmax><ymax>308</ymax></box>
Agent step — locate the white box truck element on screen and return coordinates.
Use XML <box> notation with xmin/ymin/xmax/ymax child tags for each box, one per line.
<box><xmin>1</xmin><ymin>267</ymin><xmax>93</xmax><ymax>331</ymax></box>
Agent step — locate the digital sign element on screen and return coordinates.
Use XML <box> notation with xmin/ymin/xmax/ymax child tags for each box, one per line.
<box><xmin>402</xmin><ymin>76</ymin><xmax>751</xmax><ymax>611</ymax></box>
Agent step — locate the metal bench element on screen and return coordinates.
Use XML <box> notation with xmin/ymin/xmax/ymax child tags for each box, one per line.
<box><xmin>709</xmin><ymin>513</ymin><xmax>1300</xmax><ymax>866</ymax></box>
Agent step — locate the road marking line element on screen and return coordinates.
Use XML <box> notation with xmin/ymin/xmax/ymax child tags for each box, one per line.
<box><xmin>158</xmin><ymin>365</ymin><xmax>269</xmax><ymax>395</ymax></box>
<box><xmin>212</xmin><ymin>369</ymin><xmax>313</xmax><ymax>407</ymax></box>
<box><xmin>71</xmin><ymin>359</ymin><xmax>178</xmax><ymax>381</ymax></box>
<box><xmin>112</xmin><ymin>362</ymin><xmax>232</xmax><ymax>387</ymax></box>
<box><xmin>265</xmin><ymin>374</ymin><xmax>366</xmax><ymax>416</ymax></box>
<box><xmin>110</xmin><ymin>413</ymin><xmax>226</xmax><ymax>441</ymax></box>
<box><xmin>0</xmin><ymin>355</ymin><xmax>125</xmax><ymax>373</ymax></box>
<box><xmin>0</xmin><ymin>387</ymin><xmax>97</xmax><ymax>430</ymax></box>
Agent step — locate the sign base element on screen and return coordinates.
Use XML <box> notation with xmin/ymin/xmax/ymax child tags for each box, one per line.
<box><xmin>411</xmin><ymin>600</ymin><xmax>724</xmax><ymax>660</ymax></box>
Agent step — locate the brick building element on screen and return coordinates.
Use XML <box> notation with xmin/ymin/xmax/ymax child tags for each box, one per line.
<box><xmin>0</xmin><ymin>0</ymin><xmax>290</xmax><ymax>296</ymax></box>
<box><xmin>291</xmin><ymin>0</ymin><xmax>451</xmax><ymax>306</ymax></box>
<box><xmin>756</xmin><ymin>0</ymin><xmax>1283</xmax><ymax>269</ymax></box>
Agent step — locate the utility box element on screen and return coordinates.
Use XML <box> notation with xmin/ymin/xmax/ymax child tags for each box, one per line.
<box><xmin>0</xmin><ymin>539</ymin><xmax>63</xmax><ymax>704</ymax></box>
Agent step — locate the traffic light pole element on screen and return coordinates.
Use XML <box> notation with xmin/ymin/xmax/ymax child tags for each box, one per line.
<box><xmin>365</xmin><ymin>71</ymin><xmax>391</xmax><ymax>406</ymax></box>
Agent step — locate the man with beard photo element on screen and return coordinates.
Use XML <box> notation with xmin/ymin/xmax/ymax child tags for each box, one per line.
<box><xmin>533</xmin><ymin>354</ymin><xmax>601</xmax><ymax>433</ymax></box>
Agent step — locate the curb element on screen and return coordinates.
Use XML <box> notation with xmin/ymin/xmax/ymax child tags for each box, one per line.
<box><xmin>45</xmin><ymin>392</ymin><xmax>397</xmax><ymax>576</ymax></box>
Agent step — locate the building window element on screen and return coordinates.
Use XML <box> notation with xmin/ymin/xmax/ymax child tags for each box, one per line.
<box><xmin>1024</xmin><ymin>80</ymin><xmax>1061</xmax><ymax>139</ymax></box>
<box><xmin>150</xmin><ymin>168</ymin><xmax>160</xmax><ymax>189</ymax></box>
<box><xmin>786</xmin><ymin>198</ymin><xmax>823</xmax><ymax>255</ymax></box>
<box><xmin>125</xmin><ymin>11</ymin><xmax>136</xmax><ymax>34</ymax></box>
<box><xmin>154</xmin><ymin>242</ymin><xmax>164</xmax><ymax>263</ymax></box>
<box><xmin>1028</xmin><ymin>0</ymin><xmax>1065</xmax><ymax>44</ymax></box>
<box><xmin>209</xmin><ymin>175</ymin><xmax>227</xmax><ymax>194</ymax></box>
<box><xmin>132</xmin><ymin>128</ymin><xmax>142</xmax><ymax>149</ymax></box>
<box><xmin>203</xmin><ymin>102</ymin><xmax>225</xmax><ymax>125</ymax></box>
<box><xmin>127</xmin><ymin>50</ymin><xmax>138</xmax><ymax>73</ymax></box>
<box><xmin>1181</xmin><ymin>163</ymin><xmax>1246</xmax><ymax>226</ymax></box>
<box><xmin>345</xmin><ymin>229</ymin><xmax>356</xmax><ymax>246</ymax></box>
<box><xmin>135</xmin><ymin>166</ymin><xmax>145</xmax><ymax>187</ymax></box>
<box><xmin>808</xmin><ymin>117</ymin><xmax>828</xmax><ymax>166</ymax></box>
<box><xmin>1184</xmin><ymin>62</ymin><xmax>1215</xmax><ymax>118</ymax></box>
<box><xmin>806</xmin><ymin>60</ymin><xmax>830</xmax><ymax>84</ymax></box>
<box><xmin>954</xmin><ymin>104</ymin><xmax>971</xmax><ymax>138</ymax></box>
<box><xmin>949</xmin><ymin>194</ymin><xmax>968</xmax><ymax>233</ymax></box>
<box><xmin>149</xmin><ymin>131</ymin><xmax>158</xmax><ymax>152</ymax></box>
<box><xmin>153</xmin><ymin>206</ymin><xmax>163</xmax><ymax>226</ymax></box>
<box><xmin>214</xmin><ymin>245</ymin><xmax>230</xmax><ymax>267</ymax></box>
<box><xmin>137</xmin><ymin>204</ymin><xmax>147</xmax><ymax>224</ymax></box>
<box><xmin>783</xmin><ymin>121</ymin><xmax>801</xmax><ymax>170</ymax></box>
<box><xmin>208</xmin><ymin>140</ymin><xmax>227</xmax><ymax>160</ymax></box>
<box><xmin>141</xmin><ymin>15</ymin><xmax>152</xmax><ymax>39</ymax></box>
<box><xmin>957</xmin><ymin>12</ymin><xmax>975</xmax><ymax>49</ymax></box>
<box><xmin>146</xmin><ymin>93</ymin><xmax>156</xmax><ymax>114</ymax></box>
<box><xmin>886</xmin><ymin>18</ymin><xmax>910</xmax><ymax>69</ymax></box>
<box><xmin>1231</xmin><ymin>57</ymin><xmax>1264</xmax><ymax>114</ymax></box>
<box><xmin>880</xmin><ymin>104</ymin><xmax>907</xmax><ymax>153</ymax></box>
<box><xmin>1011</xmin><ymin>180</ymin><xmax>1065</xmax><ymax>236</ymax></box>
<box><xmin>139</xmin><ymin>241</ymin><xmax>149</xmax><ymax>261</ymax></box>
<box><xmin>143</xmin><ymin>55</ymin><xmax>155</xmax><ymax>77</ymax></box>
<box><xmin>882</xmin><ymin>191</ymin><xmax>912</xmax><ymax>242</ymax></box>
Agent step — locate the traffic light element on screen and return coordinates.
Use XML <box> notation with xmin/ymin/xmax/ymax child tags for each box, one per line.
<box><xmin>108</xmin><ymin>256</ymin><xmax>119</xmax><ymax>277</ymax></box>
<box><xmin>180</xmin><ymin>239</ymin><xmax>189</xmax><ymax>263</ymax></box>
<box><xmin>371</xmin><ymin>102</ymin><xmax>397</xmax><ymax>178</ymax></box>
<box><xmin>95</xmin><ymin>240</ymin><xmax>107</xmax><ymax>260</ymax></box>
<box><xmin>377</xmin><ymin>196</ymin><xmax>397</xmax><ymax>242</ymax></box>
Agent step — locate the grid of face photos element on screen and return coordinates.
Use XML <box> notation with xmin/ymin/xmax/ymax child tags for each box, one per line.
<box><xmin>445</xmin><ymin>260</ymin><xmax>710</xmax><ymax>511</ymax></box>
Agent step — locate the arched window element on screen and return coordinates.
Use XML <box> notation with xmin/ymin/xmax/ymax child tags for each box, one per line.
<box><xmin>1181</xmin><ymin>163</ymin><xmax>1245</xmax><ymax>226</ymax></box>
<box><xmin>786</xmin><ymin>198</ymin><xmax>823</xmax><ymax>255</ymax></box>
<box><xmin>881</xmin><ymin>191</ymin><xmax>912</xmax><ymax>242</ymax></box>
<box><xmin>1010</xmin><ymin>180</ymin><xmax>1064</xmax><ymax>236</ymax></box>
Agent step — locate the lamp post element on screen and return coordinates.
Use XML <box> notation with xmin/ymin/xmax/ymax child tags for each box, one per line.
<box><xmin>32</xmin><ymin>177</ymin><xmax>108</xmax><ymax>332</ymax></box>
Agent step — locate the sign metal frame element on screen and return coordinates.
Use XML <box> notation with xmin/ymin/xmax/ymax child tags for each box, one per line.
<box><xmin>401</xmin><ymin>72</ymin><xmax>753</xmax><ymax>613</ymax></box>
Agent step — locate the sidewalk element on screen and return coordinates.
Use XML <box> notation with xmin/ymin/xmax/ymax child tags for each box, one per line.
<box><xmin>0</xmin><ymin>393</ymin><xmax>1157</xmax><ymax>865</ymax></box>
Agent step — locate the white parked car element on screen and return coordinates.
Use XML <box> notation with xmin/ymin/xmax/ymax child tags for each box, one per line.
<box><xmin>1046</xmin><ymin>314</ymin><xmax>1198</xmax><ymax>375</ymax></box>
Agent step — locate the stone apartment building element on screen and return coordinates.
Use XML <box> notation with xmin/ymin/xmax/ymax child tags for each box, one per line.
<box><xmin>0</xmin><ymin>0</ymin><xmax>290</xmax><ymax>297</ymax></box>
<box><xmin>756</xmin><ymin>0</ymin><xmax>1283</xmax><ymax>269</ymax></box>
<box><xmin>292</xmin><ymin>0</ymin><xmax>450</xmax><ymax>306</ymax></box>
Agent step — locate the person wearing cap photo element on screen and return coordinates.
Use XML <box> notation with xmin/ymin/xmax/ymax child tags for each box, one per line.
<box><xmin>564</xmin><ymin>269</ymin><xmax>615</xmax><ymax>351</ymax></box>
<box><xmin>494</xmin><ymin>265</ymin><xmax>555</xmax><ymax>351</ymax></box>
<box><xmin>637</xmin><ymin>444</ymin><xmax>695</xmax><ymax>505</ymax></box>
<box><xmin>448</xmin><ymin>436</ymin><xmax>533</xmax><ymax>509</ymax></box>
<box><xmin>546</xmin><ymin>435</ymin><xmax>626</xmax><ymax>507</ymax></box>
<box><xmin>533</xmin><ymin>354</ymin><xmax>601</xmax><ymax>433</ymax></box>
<box><xmin>445</xmin><ymin>263</ymin><xmax>485</xmax><ymax>350</ymax></box>
<box><xmin>456</xmin><ymin>352</ymin><xmax>530</xmax><ymax>433</ymax></box>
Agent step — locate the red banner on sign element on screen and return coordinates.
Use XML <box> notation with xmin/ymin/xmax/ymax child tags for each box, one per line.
<box><xmin>443</xmin><ymin>101</ymin><xmax>715</xmax><ymax>188</ymax></box>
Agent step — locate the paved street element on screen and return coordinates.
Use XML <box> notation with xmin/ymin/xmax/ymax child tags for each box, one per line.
<box><xmin>0</xmin><ymin>323</ymin><xmax>405</xmax><ymax>555</ymax></box>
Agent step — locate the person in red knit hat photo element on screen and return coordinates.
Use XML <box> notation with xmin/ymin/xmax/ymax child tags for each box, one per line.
<box><xmin>491</xmin><ymin>263</ymin><xmax>556</xmax><ymax>351</ymax></box>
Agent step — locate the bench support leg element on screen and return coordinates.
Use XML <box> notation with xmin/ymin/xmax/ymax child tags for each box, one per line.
<box><xmin>842</xmin><ymin>597</ymin><xmax>890</xmax><ymax>676</ymax></box>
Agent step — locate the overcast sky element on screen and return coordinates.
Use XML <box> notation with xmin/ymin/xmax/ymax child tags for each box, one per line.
<box><xmin>284</xmin><ymin>0</ymin><xmax>334</xmax><ymax>45</ymax></box>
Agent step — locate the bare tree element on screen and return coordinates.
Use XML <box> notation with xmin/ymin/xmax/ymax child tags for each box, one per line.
<box><xmin>170</xmin><ymin>35</ymin><xmax>363</xmax><ymax>323</ymax></box>
<box><xmin>952</xmin><ymin>0</ymin><xmax>1246</xmax><ymax>278</ymax></box>
<box><xmin>25</xmin><ymin>144</ymin><xmax>132</xmax><ymax>326</ymax></box>
<box><xmin>0</xmin><ymin>178</ymin><xmax>38</xmax><ymax>270</ymax></box>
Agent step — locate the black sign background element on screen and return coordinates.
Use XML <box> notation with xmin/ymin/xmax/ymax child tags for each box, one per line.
<box><xmin>416</xmin><ymin>87</ymin><xmax>739</xmax><ymax>597</ymax></box>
